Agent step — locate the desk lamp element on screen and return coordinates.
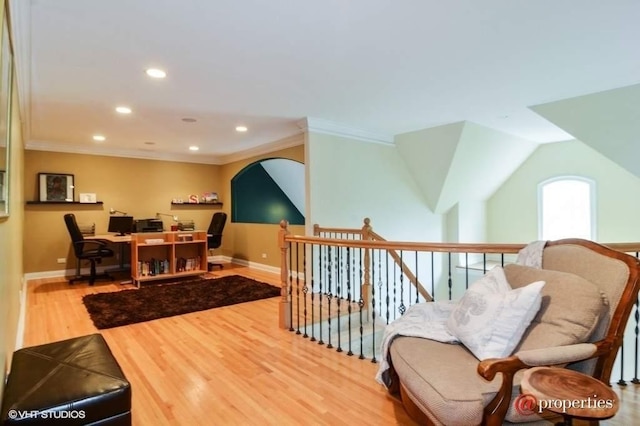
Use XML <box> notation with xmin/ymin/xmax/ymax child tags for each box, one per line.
<box><xmin>109</xmin><ymin>208</ymin><xmax>127</xmax><ymax>215</ymax></box>
<box><xmin>156</xmin><ymin>213</ymin><xmax>179</xmax><ymax>231</ymax></box>
<box><xmin>156</xmin><ymin>213</ymin><xmax>178</xmax><ymax>221</ymax></box>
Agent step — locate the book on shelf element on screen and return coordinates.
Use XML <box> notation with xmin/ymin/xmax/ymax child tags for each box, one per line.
<box><xmin>137</xmin><ymin>258</ymin><xmax>170</xmax><ymax>277</ymax></box>
<box><xmin>175</xmin><ymin>256</ymin><xmax>201</xmax><ymax>272</ymax></box>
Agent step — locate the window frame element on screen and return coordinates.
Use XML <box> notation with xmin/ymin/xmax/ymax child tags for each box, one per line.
<box><xmin>537</xmin><ymin>175</ymin><xmax>596</xmax><ymax>241</ymax></box>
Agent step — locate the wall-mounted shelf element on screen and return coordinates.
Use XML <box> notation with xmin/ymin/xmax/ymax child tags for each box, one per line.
<box><xmin>26</xmin><ymin>201</ymin><xmax>104</xmax><ymax>205</ymax></box>
<box><xmin>170</xmin><ymin>202</ymin><xmax>223</xmax><ymax>206</ymax></box>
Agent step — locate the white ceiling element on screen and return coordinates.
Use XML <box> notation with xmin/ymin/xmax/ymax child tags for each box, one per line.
<box><xmin>10</xmin><ymin>0</ymin><xmax>640</xmax><ymax>164</ymax></box>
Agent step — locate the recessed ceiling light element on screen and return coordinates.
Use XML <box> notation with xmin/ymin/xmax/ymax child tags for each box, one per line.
<box><xmin>189</xmin><ymin>146</ymin><xmax>199</xmax><ymax>151</ymax></box>
<box><xmin>145</xmin><ymin>68</ymin><xmax>167</xmax><ymax>79</ymax></box>
<box><xmin>115</xmin><ymin>106</ymin><xmax>132</xmax><ymax>114</ymax></box>
<box><xmin>144</xmin><ymin>141</ymin><xmax>156</xmax><ymax>145</ymax></box>
<box><xmin>236</xmin><ymin>126</ymin><xmax>248</xmax><ymax>132</ymax></box>
<box><xmin>182</xmin><ymin>117</ymin><xmax>197</xmax><ymax>123</ymax></box>
<box><xmin>92</xmin><ymin>135</ymin><xmax>106</xmax><ymax>142</ymax></box>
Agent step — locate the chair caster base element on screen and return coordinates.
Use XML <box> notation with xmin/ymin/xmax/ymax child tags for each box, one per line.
<box><xmin>69</xmin><ymin>273</ymin><xmax>114</xmax><ymax>286</ymax></box>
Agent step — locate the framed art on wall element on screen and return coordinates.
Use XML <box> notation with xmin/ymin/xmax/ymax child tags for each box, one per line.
<box><xmin>38</xmin><ymin>173</ymin><xmax>75</xmax><ymax>202</ymax></box>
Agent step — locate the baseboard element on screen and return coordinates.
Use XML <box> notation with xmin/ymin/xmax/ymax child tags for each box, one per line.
<box><xmin>228</xmin><ymin>257</ymin><xmax>280</xmax><ymax>275</ymax></box>
<box><xmin>23</xmin><ymin>264</ymin><xmax>131</xmax><ymax>282</ymax></box>
<box><xmin>22</xmin><ymin>258</ymin><xmax>292</xmax><ymax>282</ymax></box>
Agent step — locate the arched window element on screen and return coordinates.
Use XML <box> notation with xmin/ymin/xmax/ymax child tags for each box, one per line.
<box><xmin>538</xmin><ymin>176</ymin><xmax>595</xmax><ymax>241</ymax></box>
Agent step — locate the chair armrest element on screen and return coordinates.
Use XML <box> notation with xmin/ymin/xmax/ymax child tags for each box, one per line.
<box><xmin>74</xmin><ymin>239</ymin><xmax>110</xmax><ymax>249</ymax></box>
<box><xmin>477</xmin><ymin>341</ymin><xmax>611</xmax><ymax>426</ymax></box>
<box><xmin>514</xmin><ymin>343</ymin><xmax>598</xmax><ymax>366</ymax></box>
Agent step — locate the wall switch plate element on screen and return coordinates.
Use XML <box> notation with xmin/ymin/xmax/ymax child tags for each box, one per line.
<box><xmin>261</xmin><ymin>253</ymin><xmax>267</xmax><ymax>259</ymax></box>
<box><xmin>57</xmin><ymin>258</ymin><xmax>66</xmax><ymax>264</ymax></box>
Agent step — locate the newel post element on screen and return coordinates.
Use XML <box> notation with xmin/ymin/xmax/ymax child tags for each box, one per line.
<box><xmin>361</xmin><ymin>217</ymin><xmax>372</xmax><ymax>311</ymax></box>
<box><xmin>279</xmin><ymin>219</ymin><xmax>292</xmax><ymax>329</ymax></box>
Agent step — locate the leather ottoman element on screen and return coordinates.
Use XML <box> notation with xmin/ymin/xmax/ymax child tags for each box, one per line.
<box><xmin>1</xmin><ymin>334</ymin><xmax>131</xmax><ymax>425</ymax></box>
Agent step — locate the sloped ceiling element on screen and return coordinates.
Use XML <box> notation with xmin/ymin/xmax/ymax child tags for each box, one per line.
<box><xmin>395</xmin><ymin>122</ymin><xmax>537</xmax><ymax>213</ymax></box>
<box><xmin>531</xmin><ymin>84</ymin><xmax>640</xmax><ymax>178</ymax></box>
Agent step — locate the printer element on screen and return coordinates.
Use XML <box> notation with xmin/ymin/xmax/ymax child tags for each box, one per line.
<box><xmin>133</xmin><ymin>218</ymin><xmax>164</xmax><ymax>233</ymax></box>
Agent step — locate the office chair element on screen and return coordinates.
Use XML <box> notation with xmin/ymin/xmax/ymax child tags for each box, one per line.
<box><xmin>207</xmin><ymin>212</ymin><xmax>227</xmax><ymax>270</ymax></box>
<box><xmin>64</xmin><ymin>213</ymin><xmax>115</xmax><ymax>285</ymax></box>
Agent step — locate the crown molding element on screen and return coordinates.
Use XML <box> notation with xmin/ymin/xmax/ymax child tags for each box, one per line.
<box><xmin>8</xmin><ymin>0</ymin><xmax>32</xmax><ymax>142</ymax></box>
<box><xmin>216</xmin><ymin>133</ymin><xmax>304</xmax><ymax>164</ymax></box>
<box><xmin>25</xmin><ymin>133</ymin><xmax>305</xmax><ymax>166</ymax></box>
<box><xmin>297</xmin><ymin>117</ymin><xmax>394</xmax><ymax>145</ymax></box>
<box><xmin>25</xmin><ymin>140</ymin><xmax>223</xmax><ymax>165</ymax></box>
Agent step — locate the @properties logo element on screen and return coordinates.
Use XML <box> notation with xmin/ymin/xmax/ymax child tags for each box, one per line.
<box><xmin>514</xmin><ymin>393</ymin><xmax>537</xmax><ymax>415</ymax></box>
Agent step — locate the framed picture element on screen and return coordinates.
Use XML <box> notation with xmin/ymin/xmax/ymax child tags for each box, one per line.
<box><xmin>38</xmin><ymin>173</ymin><xmax>75</xmax><ymax>202</ymax></box>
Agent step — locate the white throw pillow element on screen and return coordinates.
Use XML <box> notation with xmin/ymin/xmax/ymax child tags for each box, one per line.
<box><xmin>446</xmin><ymin>266</ymin><xmax>545</xmax><ymax>360</ymax></box>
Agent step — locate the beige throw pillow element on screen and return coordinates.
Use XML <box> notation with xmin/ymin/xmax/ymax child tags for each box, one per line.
<box><xmin>504</xmin><ymin>264</ymin><xmax>607</xmax><ymax>352</ymax></box>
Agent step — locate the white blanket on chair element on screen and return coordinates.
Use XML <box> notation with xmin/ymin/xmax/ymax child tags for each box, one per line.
<box><xmin>375</xmin><ymin>301</ymin><xmax>459</xmax><ymax>386</ymax></box>
<box><xmin>375</xmin><ymin>240</ymin><xmax>547</xmax><ymax>388</ymax></box>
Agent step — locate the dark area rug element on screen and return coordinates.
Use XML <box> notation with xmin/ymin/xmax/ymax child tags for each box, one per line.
<box><xmin>82</xmin><ymin>275</ymin><xmax>280</xmax><ymax>329</ymax></box>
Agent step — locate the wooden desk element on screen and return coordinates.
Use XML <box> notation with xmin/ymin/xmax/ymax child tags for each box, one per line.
<box><xmin>521</xmin><ymin>366</ymin><xmax>618</xmax><ymax>425</ymax></box>
<box><xmin>87</xmin><ymin>234</ymin><xmax>132</xmax><ymax>273</ymax></box>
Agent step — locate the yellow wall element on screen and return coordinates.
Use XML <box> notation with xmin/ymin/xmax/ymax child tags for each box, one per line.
<box><xmin>23</xmin><ymin>143</ymin><xmax>306</xmax><ymax>274</ymax></box>
<box><xmin>23</xmin><ymin>152</ymin><xmax>222</xmax><ymax>273</ymax></box>
<box><xmin>1</xmin><ymin>50</ymin><xmax>25</xmax><ymax>395</ymax></box>
<box><xmin>220</xmin><ymin>144</ymin><xmax>305</xmax><ymax>268</ymax></box>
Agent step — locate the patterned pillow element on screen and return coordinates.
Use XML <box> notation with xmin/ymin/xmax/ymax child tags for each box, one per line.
<box><xmin>446</xmin><ymin>266</ymin><xmax>545</xmax><ymax>360</ymax></box>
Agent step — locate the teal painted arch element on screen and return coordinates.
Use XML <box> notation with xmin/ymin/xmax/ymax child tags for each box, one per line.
<box><xmin>231</xmin><ymin>158</ymin><xmax>305</xmax><ymax>225</ymax></box>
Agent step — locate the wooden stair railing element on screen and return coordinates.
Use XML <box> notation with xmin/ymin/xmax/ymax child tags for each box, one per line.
<box><xmin>279</xmin><ymin>218</ymin><xmax>527</xmax><ymax>330</ymax></box>
<box><xmin>279</xmin><ymin>218</ymin><xmax>640</xmax><ymax>383</ymax></box>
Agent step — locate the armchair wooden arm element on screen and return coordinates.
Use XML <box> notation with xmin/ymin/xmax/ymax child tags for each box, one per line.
<box><xmin>477</xmin><ymin>340</ymin><xmax>615</xmax><ymax>425</ymax></box>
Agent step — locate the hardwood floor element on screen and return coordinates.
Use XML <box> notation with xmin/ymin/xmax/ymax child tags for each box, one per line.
<box><xmin>22</xmin><ymin>264</ymin><xmax>639</xmax><ymax>425</ymax></box>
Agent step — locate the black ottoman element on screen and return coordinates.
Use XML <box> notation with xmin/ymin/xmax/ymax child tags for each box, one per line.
<box><xmin>1</xmin><ymin>334</ymin><xmax>131</xmax><ymax>425</ymax></box>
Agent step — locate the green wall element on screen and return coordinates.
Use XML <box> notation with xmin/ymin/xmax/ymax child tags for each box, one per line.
<box><xmin>487</xmin><ymin>140</ymin><xmax>640</xmax><ymax>243</ymax></box>
<box><xmin>231</xmin><ymin>162</ymin><xmax>304</xmax><ymax>225</ymax></box>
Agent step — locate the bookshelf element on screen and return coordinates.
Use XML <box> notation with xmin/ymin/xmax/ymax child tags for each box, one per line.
<box><xmin>130</xmin><ymin>231</ymin><xmax>208</xmax><ymax>287</ymax></box>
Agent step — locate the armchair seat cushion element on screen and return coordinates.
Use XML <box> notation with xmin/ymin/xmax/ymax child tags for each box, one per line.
<box><xmin>390</xmin><ymin>336</ymin><xmax>555</xmax><ymax>425</ymax></box>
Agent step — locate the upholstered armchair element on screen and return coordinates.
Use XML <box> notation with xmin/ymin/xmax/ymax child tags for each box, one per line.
<box><xmin>384</xmin><ymin>239</ymin><xmax>640</xmax><ymax>425</ymax></box>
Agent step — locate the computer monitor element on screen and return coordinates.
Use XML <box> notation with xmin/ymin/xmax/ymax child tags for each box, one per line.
<box><xmin>108</xmin><ymin>215</ymin><xmax>134</xmax><ymax>236</ymax></box>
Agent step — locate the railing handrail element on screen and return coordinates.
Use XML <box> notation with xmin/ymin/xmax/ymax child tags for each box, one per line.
<box><xmin>285</xmin><ymin>234</ymin><xmax>528</xmax><ymax>253</ymax></box>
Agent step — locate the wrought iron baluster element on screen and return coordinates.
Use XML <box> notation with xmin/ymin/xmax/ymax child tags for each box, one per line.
<box><xmin>618</xmin><ymin>343</ymin><xmax>626</xmax><ymax>386</ymax></box>
<box><xmin>377</xmin><ymin>250</ymin><xmax>383</xmax><ymax>318</ymax></box>
<box><xmin>371</xmin><ymin>248</ymin><xmax>378</xmax><ymax>363</ymax></box>
<box><xmin>302</xmin><ymin>242</ymin><xmax>308</xmax><ymax>338</ymax></box>
<box><xmin>415</xmin><ymin>251</ymin><xmax>419</xmax><ymax>304</ymax></box>
<box><xmin>315</xmin><ymin>244</ymin><xmax>322</xmax><ymax>344</ymax></box>
<box><xmin>326</xmin><ymin>245</ymin><xmax>333</xmax><ymax>349</ymax></box>
<box><xmin>465</xmin><ymin>252</ymin><xmax>469</xmax><ymax>289</ymax></box>
<box><xmin>633</xmin><ymin>294</ymin><xmax>639</xmax><ymax>384</ymax></box>
<box><xmin>392</xmin><ymin>258</ymin><xmax>397</xmax><ymax>321</ymax></box>
<box><xmin>385</xmin><ymin>253</ymin><xmax>390</xmax><ymax>324</ymax></box>
<box><xmin>447</xmin><ymin>252</ymin><xmax>452</xmax><ymax>301</ymax></box>
<box><xmin>288</xmin><ymin>242</ymin><xmax>294</xmax><ymax>332</ymax></box>
<box><xmin>358</xmin><ymin>247</ymin><xmax>365</xmax><ymax>360</ymax></box>
<box><xmin>295</xmin><ymin>242</ymin><xmax>301</xmax><ymax>335</ymax></box>
<box><xmin>431</xmin><ymin>252</ymin><xmax>435</xmax><ymax>302</ymax></box>
<box><xmin>336</xmin><ymin>245</ymin><xmax>343</xmax><ymax>353</ymax></box>
<box><xmin>346</xmin><ymin>247</ymin><xmax>353</xmax><ymax>356</ymax></box>
<box><xmin>398</xmin><ymin>250</ymin><xmax>405</xmax><ymax>316</ymax></box>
